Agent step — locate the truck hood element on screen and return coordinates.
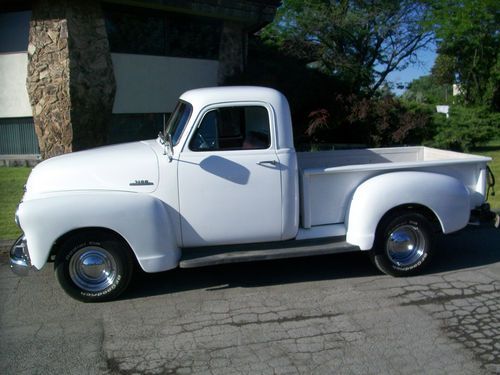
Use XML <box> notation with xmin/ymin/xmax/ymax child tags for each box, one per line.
<box><xmin>25</xmin><ymin>141</ymin><xmax>159</xmax><ymax>197</ymax></box>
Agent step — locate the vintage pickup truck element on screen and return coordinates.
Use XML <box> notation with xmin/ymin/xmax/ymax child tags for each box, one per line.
<box><xmin>10</xmin><ymin>86</ymin><xmax>494</xmax><ymax>302</ymax></box>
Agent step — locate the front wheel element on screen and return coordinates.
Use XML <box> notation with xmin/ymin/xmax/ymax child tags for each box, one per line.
<box><xmin>370</xmin><ymin>212</ymin><xmax>435</xmax><ymax>277</ymax></box>
<box><xmin>55</xmin><ymin>231</ymin><xmax>134</xmax><ymax>302</ymax></box>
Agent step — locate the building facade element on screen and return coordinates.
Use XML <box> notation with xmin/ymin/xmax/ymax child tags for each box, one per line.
<box><xmin>0</xmin><ymin>0</ymin><xmax>278</xmax><ymax>158</ymax></box>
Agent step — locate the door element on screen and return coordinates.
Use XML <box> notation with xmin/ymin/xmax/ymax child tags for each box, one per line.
<box><xmin>178</xmin><ymin>104</ymin><xmax>282</xmax><ymax>247</ymax></box>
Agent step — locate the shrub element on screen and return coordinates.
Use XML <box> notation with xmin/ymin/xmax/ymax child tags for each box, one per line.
<box><xmin>430</xmin><ymin>106</ymin><xmax>500</xmax><ymax>151</ymax></box>
<box><xmin>304</xmin><ymin>95</ymin><xmax>435</xmax><ymax>148</ymax></box>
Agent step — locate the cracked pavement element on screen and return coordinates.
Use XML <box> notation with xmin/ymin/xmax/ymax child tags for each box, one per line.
<box><xmin>1</xmin><ymin>225</ymin><xmax>499</xmax><ymax>374</ymax></box>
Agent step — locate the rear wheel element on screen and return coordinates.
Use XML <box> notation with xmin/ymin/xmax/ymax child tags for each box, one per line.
<box><xmin>55</xmin><ymin>231</ymin><xmax>134</xmax><ymax>302</ymax></box>
<box><xmin>370</xmin><ymin>212</ymin><xmax>435</xmax><ymax>276</ymax></box>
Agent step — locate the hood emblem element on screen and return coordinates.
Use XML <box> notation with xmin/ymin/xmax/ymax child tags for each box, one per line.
<box><xmin>129</xmin><ymin>179</ymin><xmax>154</xmax><ymax>186</ymax></box>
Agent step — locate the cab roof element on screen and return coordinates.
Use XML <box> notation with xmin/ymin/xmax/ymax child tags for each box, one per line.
<box><xmin>178</xmin><ymin>86</ymin><xmax>294</xmax><ymax>150</ymax></box>
<box><xmin>179</xmin><ymin>86</ymin><xmax>286</xmax><ymax>109</ymax></box>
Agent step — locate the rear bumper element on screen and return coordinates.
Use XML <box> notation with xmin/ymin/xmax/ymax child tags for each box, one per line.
<box><xmin>9</xmin><ymin>235</ymin><xmax>32</xmax><ymax>276</ymax></box>
<box><xmin>469</xmin><ymin>203</ymin><xmax>499</xmax><ymax>225</ymax></box>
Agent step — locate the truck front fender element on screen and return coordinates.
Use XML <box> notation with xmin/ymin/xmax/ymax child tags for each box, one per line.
<box><xmin>346</xmin><ymin>171</ymin><xmax>470</xmax><ymax>250</ymax></box>
<box><xmin>17</xmin><ymin>192</ymin><xmax>180</xmax><ymax>272</ymax></box>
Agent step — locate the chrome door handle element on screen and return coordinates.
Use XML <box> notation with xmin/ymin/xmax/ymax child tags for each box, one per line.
<box><xmin>257</xmin><ymin>160</ymin><xmax>277</xmax><ymax>166</ymax></box>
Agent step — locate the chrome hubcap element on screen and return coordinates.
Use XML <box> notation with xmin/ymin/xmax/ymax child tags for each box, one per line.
<box><xmin>386</xmin><ymin>224</ymin><xmax>426</xmax><ymax>267</ymax></box>
<box><xmin>69</xmin><ymin>247</ymin><xmax>117</xmax><ymax>292</ymax></box>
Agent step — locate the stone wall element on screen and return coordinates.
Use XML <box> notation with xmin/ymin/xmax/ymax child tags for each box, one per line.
<box><xmin>26</xmin><ymin>0</ymin><xmax>115</xmax><ymax>159</ymax></box>
<box><xmin>26</xmin><ymin>2</ymin><xmax>71</xmax><ymax>158</ymax></box>
<box><xmin>66</xmin><ymin>1</ymin><xmax>115</xmax><ymax>152</ymax></box>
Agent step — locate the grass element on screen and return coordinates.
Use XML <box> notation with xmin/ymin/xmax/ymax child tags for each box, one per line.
<box><xmin>0</xmin><ymin>167</ymin><xmax>31</xmax><ymax>241</ymax></box>
<box><xmin>472</xmin><ymin>140</ymin><xmax>500</xmax><ymax>211</ymax></box>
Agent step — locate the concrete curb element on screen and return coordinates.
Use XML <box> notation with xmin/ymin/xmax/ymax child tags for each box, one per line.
<box><xmin>0</xmin><ymin>155</ymin><xmax>40</xmax><ymax>167</ymax></box>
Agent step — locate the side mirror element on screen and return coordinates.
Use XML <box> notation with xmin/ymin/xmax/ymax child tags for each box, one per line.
<box><xmin>158</xmin><ymin>131</ymin><xmax>174</xmax><ymax>162</ymax></box>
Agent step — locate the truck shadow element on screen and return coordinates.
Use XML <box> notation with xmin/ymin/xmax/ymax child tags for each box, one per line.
<box><xmin>123</xmin><ymin>225</ymin><xmax>500</xmax><ymax>301</ymax></box>
<box><xmin>430</xmin><ymin>224</ymin><xmax>500</xmax><ymax>273</ymax></box>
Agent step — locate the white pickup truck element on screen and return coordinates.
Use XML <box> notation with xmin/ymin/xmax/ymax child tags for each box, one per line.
<box><xmin>10</xmin><ymin>86</ymin><xmax>494</xmax><ymax>302</ymax></box>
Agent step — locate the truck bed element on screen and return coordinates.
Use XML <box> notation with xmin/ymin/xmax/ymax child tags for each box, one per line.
<box><xmin>297</xmin><ymin>146</ymin><xmax>491</xmax><ymax>228</ymax></box>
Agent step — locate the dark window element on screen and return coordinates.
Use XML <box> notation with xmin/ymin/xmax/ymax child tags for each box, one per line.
<box><xmin>104</xmin><ymin>9</ymin><xmax>165</xmax><ymax>55</ymax></box>
<box><xmin>165</xmin><ymin>13</ymin><xmax>221</xmax><ymax>60</ymax></box>
<box><xmin>0</xmin><ymin>11</ymin><xmax>31</xmax><ymax>53</ymax></box>
<box><xmin>104</xmin><ymin>6</ymin><xmax>222</xmax><ymax>59</ymax></box>
<box><xmin>190</xmin><ymin>106</ymin><xmax>271</xmax><ymax>151</ymax></box>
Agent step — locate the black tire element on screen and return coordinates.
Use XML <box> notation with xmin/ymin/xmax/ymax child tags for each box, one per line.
<box><xmin>55</xmin><ymin>231</ymin><xmax>134</xmax><ymax>302</ymax></box>
<box><xmin>370</xmin><ymin>212</ymin><xmax>435</xmax><ymax>277</ymax></box>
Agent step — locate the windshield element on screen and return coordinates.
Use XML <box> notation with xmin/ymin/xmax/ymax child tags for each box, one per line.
<box><xmin>164</xmin><ymin>100</ymin><xmax>192</xmax><ymax>146</ymax></box>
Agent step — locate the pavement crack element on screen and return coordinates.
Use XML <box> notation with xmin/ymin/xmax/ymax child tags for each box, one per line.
<box><xmin>228</xmin><ymin>312</ymin><xmax>343</xmax><ymax>327</ymax></box>
<box><xmin>399</xmin><ymin>289</ymin><xmax>499</xmax><ymax>306</ymax></box>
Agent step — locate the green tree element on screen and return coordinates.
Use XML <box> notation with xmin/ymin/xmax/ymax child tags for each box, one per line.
<box><xmin>431</xmin><ymin>53</ymin><xmax>455</xmax><ymax>85</ymax></box>
<box><xmin>402</xmin><ymin>75</ymin><xmax>452</xmax><ymax>104</ymax></box>
<box><xmin>427</xmin><ymin>0</ymin><xmax>500</xmax><ymax>108</ymax></box>
<box><xmin>261</xmin><ymin>0</ymin><xmax>433</xmax><ymax>97</ymax></box>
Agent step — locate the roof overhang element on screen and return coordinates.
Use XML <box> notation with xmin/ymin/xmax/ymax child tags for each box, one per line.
<box><xmin>102</xmin><ymin>0</ymin><xmax>280</xmax><ymax>30</ymax></box>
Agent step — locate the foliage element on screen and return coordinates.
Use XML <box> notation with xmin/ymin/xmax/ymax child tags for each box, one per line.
<box><xmin>261</xmin><ymin>0</ymin><xmax>433</xmax><ymax>97</ymax></box>
<box><xmin>402</xmin><ymin>75</ymin><xmax>452</xmax><ymax>104</ymax></box>
<box><xmin>430</xmin><ymin>53</ymin><xmax>455</xmax><ymax>85</ymax></box>
<box><xmin>0</xmin><ymin>167</ymin><xmax>30</xmax><ymax>240</ymax></box>
<box><xmin>485</xmin><ymin>54</ymin><xmax>500</xmax><ymax>111</ymax></box>
<box><xmin>302</xmin><ymin>94</ymin><xmax>435</xmax><ymax>147</ymax></box>
<box><xmin>305</xmin><ymin>109</ymin><xmax>330</xmax><ymax>137</ymax></box>
<box><xmin>430</xmin><ymin>106</ymin><xmax>500</xmax><ymax>151</ymax></box>
<box><xmin>427</xmin><ymin>0</ymin><xmax>500</xmax><ymax>108</ymax></box>
<box><xmin>346</xmin><ymin>96</ymin><xmax>434</xmax><ymax>147</ymax></box>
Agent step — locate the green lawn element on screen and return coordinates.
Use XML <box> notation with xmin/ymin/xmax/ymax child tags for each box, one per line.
<box><xmin>0</xmin><ymin>167</ymin><xmax>31</xmax><ymax>240</ymax></box>
<box><xmin>473</xmin><ymin>140</ymin><xmax>500</xmax><ymax>211</ymax></box>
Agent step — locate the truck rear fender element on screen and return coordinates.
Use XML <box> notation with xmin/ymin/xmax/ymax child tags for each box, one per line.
<box><xmin>17</xmin><ymin>192</ymin><xmax>180</xmax><ymax>272</ymax></box>
<box><xmin>346</xmin><ymin>171</ymin><xmax>470</xmax><ymax>250</ymax></box>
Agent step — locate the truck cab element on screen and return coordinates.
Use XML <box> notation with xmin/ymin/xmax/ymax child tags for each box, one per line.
<box><xmin>170</xmin><ymin>87</ymin><xmax>299</xmax><ymax>247</ymax></box>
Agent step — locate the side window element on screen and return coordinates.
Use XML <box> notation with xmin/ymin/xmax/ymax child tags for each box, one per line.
<box><xmin>190</xmin><ymin>106</ymin><xmax>271</xmax><ymax>151</ymax></box>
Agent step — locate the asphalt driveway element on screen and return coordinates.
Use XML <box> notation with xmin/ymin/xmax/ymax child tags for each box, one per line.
<box><xmin>1</xmin><ymin>225</ymin><xmax>499</xmax><ymax>374</ymax></box>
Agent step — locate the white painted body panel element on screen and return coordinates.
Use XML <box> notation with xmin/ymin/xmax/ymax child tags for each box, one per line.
<box><xmin>178</xmin><ymin>149</ymin><xmax>283</xmax><ymax>246</ymax></box>
<box><xmin>277</xmin><ymin>148</ymin><xmax>300</xmax><ymax>240</ymax></box>
<box><xmin>24</xmin><ymin>142</ymin><xmax>160</xmax><ymax>199</ymax></box>
<box><xmin>15</xmin><ymin>86</ymin><xmax>492</xmax><ymax>274</ymax></box>
<box><xmin>299</xmin><ymin>147</ymin><xmax>490</xmax><ymax>227</ymax></box>
<box><xmin>345</xmin><ymin>172</ymin><xmax>471</xmax><ymax>250</ymax></box>
<box><xmin>17</xmin><ymin>192</ymin><xmax>180</xmax><ymax>272</ymax></box>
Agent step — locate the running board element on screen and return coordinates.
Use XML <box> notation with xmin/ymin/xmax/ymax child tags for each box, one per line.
<box><xmin>179</xmin><ymin>237</ymin><xmax>359</xmax><ymax>268</ymax></box>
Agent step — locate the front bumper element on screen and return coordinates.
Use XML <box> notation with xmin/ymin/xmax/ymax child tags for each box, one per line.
<box><xmin>9</xmin><ymin>235</ymin><xmax>32</xmax><ymax>276</ymax></box>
